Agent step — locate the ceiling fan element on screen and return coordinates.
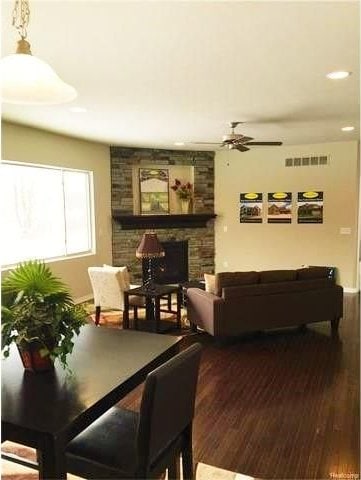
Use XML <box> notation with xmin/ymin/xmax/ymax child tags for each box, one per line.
<box><xmin>192</xmin><ymin>122</ymin><xmax>283</xmax><ymax>152</ymax></box>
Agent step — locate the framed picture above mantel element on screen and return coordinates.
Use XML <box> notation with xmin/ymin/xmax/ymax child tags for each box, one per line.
<box><xmin>139</xmin><ymin>168</ymin><xmax>169</xmax><ymax>215</ymax></box>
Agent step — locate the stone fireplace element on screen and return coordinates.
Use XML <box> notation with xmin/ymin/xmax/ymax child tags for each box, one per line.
<box><xmin>110</xmin><ymin>147</ymin><xmax>215</xmax><ymax>282</ymax></box>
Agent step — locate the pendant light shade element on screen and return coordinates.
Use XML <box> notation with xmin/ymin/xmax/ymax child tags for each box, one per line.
<box><xmin>1</xmin><ymin>0</ymin><xmax>77</xmax><ymax>105</ymax></box>
<box><xmin>1</xmin><ymin>53</ymin><xmax>77</xmax><ymax>105</ymax></box>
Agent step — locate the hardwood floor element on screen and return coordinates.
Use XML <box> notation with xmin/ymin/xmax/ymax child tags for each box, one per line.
<box><xmin>119</xmin><ymin>293</ymin><xmax>360</xmax><ymax>479</ymax></box>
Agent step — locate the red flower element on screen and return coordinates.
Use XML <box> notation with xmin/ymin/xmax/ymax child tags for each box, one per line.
<box><xmin>171</xmin><ymin>179</ymin><xmax>193</xmax><ymax>199</ymax></box>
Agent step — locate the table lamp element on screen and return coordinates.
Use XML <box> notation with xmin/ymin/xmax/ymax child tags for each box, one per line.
<box><xmin>136</xmin><ymin>232</ymin><xmax>165</xmax><ymax>290</ymax></box>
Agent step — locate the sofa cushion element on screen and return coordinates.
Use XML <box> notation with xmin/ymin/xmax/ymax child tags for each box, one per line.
<box><xmin>204</xmin><ymin>273</ymin><xmax>216</xmax><ymax>295</ymax></box>
<box><xmin>215</xmin><ymin>271</ymin><xmax>259</xmax><ymax>296</ymax></box>
<box><xmin>260</xmin><ymin>270</ymin><xmax>297</xmax><ymax>283</ymax></box>
<box><xmin>297</xmin><ymin>266</ymin><xmax>330</xmax><ymax>281</ymax></box>
<box><xmin>222</xmin><ymin>278</ymin><xmax>335</xmax><ymax>299</ymax></box>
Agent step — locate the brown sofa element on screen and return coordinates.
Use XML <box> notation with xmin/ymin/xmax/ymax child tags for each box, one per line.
<box><xmin>186</xmin><ymin>267</ymin><xmax>343</xmax><ymax>338</ymax></box>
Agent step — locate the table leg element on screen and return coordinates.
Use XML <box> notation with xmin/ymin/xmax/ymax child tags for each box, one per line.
<box><xmin>154</xmin><ymin>296</ymin><xmax>161</xmax><ymax>333</ymax></box>
<box><xmin>123</xmin><ymin>292</ymin><xmax>129</xmax><ymax>329</ymax></box>
<box><xmin>167</xmin><ymin>293</ymin><xmax>172</xmax><ymax>311</ymax></box>
<box><xmin>37</xmin><ymin>438</ymin><xmax>66</xmax><ymax>480</ymax></box>
<box><xmin>145</xmin><ymin>297</ymin><xmax>153</xmax><ymax>325</ymax></box>
<box><xmin>180</xmin><ymin>286</ymin><xmax>187</xmax><ymax>308</ymax></box>
<box><xmin>133</xmin><ymin>306</ymin><xmax>138</xmax><ymax>330</ymax></box>
<box><xmin>176</xmin><ymin>287</ymin><xmax>182</xmax><ymax>329</ymax></box>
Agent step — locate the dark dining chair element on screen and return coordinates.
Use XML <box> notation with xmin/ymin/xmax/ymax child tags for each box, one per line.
<box><xmin>66</xmin><ymin>343</ymin><xmax>202</xmax><ymax>479</ymax></box>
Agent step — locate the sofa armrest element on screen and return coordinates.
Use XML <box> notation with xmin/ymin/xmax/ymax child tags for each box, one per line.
<box><xmin>186</xmin><ymin>288</ymin><xmax>225</xmax><ymax>336</ymax></box>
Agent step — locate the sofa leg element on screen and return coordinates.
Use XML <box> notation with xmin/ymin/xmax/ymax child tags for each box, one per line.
<box><xmin>331</xmin><ymin>317</ymin><xmax>340</xmax><ymax>332</ymax></box>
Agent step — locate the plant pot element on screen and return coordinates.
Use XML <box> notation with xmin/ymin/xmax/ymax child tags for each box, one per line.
<box><xmin>180</xmin><ymin>199</ymin><xmax>190</xmax><ymax>214</ymax></box>
<box><xmin>17</xmin><ymin>341</ymin><xmax>54</xmax><ymax>373</ymax></box>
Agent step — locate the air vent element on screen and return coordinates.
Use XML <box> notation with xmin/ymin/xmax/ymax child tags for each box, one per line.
<box><xmin>302</xmin><ymin>157</ymin><xmax>310</xmax><ymax>166</ymax></box>
<box><xmin>285</xmin><ymin>155</ymin><xmax>329</xmax><ymax>167</ymax></box>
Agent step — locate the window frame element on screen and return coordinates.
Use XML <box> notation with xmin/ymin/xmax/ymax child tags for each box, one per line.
<box><xmin>1</xmin><ymin>160</ymin><xmax>96</xmax><ymax>269</ymax></box>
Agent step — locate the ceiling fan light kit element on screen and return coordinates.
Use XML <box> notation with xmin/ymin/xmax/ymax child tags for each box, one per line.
<box><xmin>0</xmin><ymin>0</ymin><xmax>77</xmax><ymax>105</ymax></box>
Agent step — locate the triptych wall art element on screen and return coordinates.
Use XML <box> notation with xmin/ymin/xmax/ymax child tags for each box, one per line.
<box><xmin>239</xmin><ymin>193</ymin><xmax>263</xmax><ymax>223</ymax></box>
<box><xmin>240</xmin><ymin>191</ymin><xmax>324</xmax><ymax>224</ymax></box>
<box><xmin>267</xmin><ymin>192</ymin><xmax>292</xmax><ymax>224</ymax></box>
<box><xmin>297</xmin><ymin>191</ymin><xmax>323</xmax><ymax>223</ymax></box>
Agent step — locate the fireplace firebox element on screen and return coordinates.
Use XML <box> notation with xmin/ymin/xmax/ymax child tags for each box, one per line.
<box><xmin>142</xmin><ymin>240</ymin><xmax>189</xmax><ymax>284</ymax></box>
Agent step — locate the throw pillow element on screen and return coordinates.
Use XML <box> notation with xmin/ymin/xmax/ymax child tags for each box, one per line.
<box><xmin>204</xmin><ymin>273</ymin><xmax>216</xmax><ymax>295</ymax></box>
<box><xmin>260</xmin><ymin>270</ymin><xmax>297</xmax><ymax>283</ymax></box>
<box><xmin>297</xmin><ymin>266</ymin><xmax>330</xmax><ymax>281</ymax></box>
<box><xmin>215</xmin><ymin>271</ymin><xmax>259</xmax><ymax>296</ymax></box>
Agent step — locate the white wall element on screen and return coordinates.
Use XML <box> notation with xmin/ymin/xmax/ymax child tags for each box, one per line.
<box><xmin>2</xmin><ymin>122</ymin><xmax>112</xmax><ymax>300</ymax></box>
<box><xmin>215</xmin><ymin>141</ymin><xmax>359</xmax><ymax>290</ymax></box>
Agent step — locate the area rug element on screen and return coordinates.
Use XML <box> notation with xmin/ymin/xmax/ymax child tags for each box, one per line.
<box><xmin>86</xmin><ymin>299</ymin><xmax>189</xmax><ymax>330</ymax></box>
<box><xmin>1</xmin><ymin>442</ymin><xmax>254</xmax><ymax>479</ymax></box>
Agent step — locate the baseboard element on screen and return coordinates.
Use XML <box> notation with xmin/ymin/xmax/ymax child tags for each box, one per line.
<box><xmin>343</xmin><ymin>287</ymin><xmax>359</xmax><ymax>294</ymax></box>
<box><xmin>74</xmin><ymin>294</ymin><xmax>93</xmax><ymax>304</ymax></box>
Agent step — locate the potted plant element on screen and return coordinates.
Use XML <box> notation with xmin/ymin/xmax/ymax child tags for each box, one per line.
<box><xmin>1</xmin><ymin>261</ymin><xmax>87</xmax><ymax>372</ymax></box>
<box><xmin>171</xmin><ymin>179</ymin><xmax>193</xmax><ymax>214</ymax></box>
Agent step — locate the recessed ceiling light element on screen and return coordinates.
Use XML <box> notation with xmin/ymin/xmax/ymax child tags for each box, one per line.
<box><xmin>341</xmin><ymin>126</ymin><xmax>354</xmax><ymax>132</ymax></box>
<box><xmin>174</xmin><ymin>142</ymin><xmax>185</xmax><ymax>146</ymax></box>
<box><xmin>326</xmin><ymin>71</ymin><xmax>351</xmax><ymax>80</ymax></box>
<box><xmin>69</xmin><ymin>106</ymin><xmax>87</xmax><ymax>113</ymax></box>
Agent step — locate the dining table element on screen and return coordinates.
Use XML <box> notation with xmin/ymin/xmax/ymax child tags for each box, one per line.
<box><xmin>1</xmin><ymin>324</ymin><xmax>182</xmax><ymax>479</ymax></box>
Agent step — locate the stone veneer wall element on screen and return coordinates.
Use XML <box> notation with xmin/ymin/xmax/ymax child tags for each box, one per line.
<box><xmin>110</xmin><ymin>147</ymin><xmax>215</xmax><ymax>281</ymax></box>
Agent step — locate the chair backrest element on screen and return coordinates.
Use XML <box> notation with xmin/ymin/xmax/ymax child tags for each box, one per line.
<box><xmin>88</xmin><ymin>266</ymin><xmax>130</xmax><ymax>311</ymax></box>
<box><xmin>137</xmin><ymin>343</ymin><xmax>202</xmax><ymax>470</ymax></box>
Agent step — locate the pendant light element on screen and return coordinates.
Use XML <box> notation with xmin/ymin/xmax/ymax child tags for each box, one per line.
<box><xmin>0</xmin><ymin>0</ymin><xmax>77</xmax><ymax>105</ymax></box>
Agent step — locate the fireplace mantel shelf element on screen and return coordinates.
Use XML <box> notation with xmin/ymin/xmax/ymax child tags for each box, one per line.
<box><xmin>113</xmin><ymin>212</ymin><xmax>217</xmax><ymax>229</ymax></box>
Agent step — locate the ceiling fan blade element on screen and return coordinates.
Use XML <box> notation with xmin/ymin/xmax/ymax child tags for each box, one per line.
<box><xmin>234</xmin><ymin>144</ymin><xmax>250</xmax><ymax>152</ymax></box>
<box><xmin>233</xmin><ymin>136</ymin><xmax>254</xmax><ymax>144</ymax></box>
<box><xmin>190</xmin><ymin>142</ymin><xmax>221</xmax><ymax>145</ymax></box>
<box><xmin>245</xmin><ymin>141</ymin><xmax>283</xmax><ymax>146</ymax></box>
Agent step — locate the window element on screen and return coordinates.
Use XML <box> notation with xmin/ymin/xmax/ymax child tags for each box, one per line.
<box><xmin>1</xmin><ymin>161</ymin><xmax>94</xmax><ymax>267</ymax></box>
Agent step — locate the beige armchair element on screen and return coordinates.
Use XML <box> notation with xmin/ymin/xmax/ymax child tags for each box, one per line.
<box><xmin>88</xmin><ymin>266</ymin><xmax>145</xmax><ymax>326</ymax></box>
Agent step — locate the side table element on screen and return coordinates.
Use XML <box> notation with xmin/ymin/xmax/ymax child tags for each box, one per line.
<box><xmin>179</xmin><ymin>280</ymin><xmax>206</xmax><ymax>307</ymax></box>
<box><xmin>123</xmin><ymin>284</ymin><xmax>182</xmax><ymax>333</ymax></box>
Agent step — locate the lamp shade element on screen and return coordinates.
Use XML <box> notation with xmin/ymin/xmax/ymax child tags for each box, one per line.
<box><xmin>136</xmin><ymin>233</ymin><xmax>165</xmax><ymax>259</ymax></box>
<box><xmin>0</xmin><ymin>53</ymin><xmax>77</xmax><ymax>105</ymax></box>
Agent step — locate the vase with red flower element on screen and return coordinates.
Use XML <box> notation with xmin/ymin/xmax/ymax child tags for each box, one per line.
<box><xmin>171</xmin><ymin>179</ymin><xmax>193</xmax><ymax>214</ymax></box>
